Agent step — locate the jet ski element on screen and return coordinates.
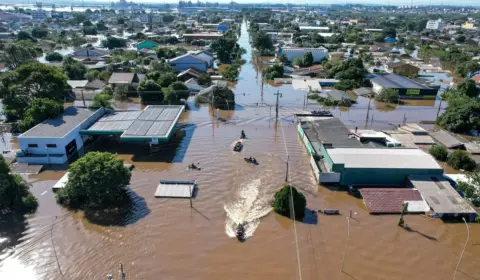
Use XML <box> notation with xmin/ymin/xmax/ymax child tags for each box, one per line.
<box><xmin>235</xmin><ymin>224</ymin><xmax>245</xmax><ymax>239</ymax></box>
<box><xmin>233</xmin><ymin>141</ymin><xmax>243</xmax><ymax>152</ymax></box>
<box><xmin>240</xmin><ymin>130</ymin><xmax>246</xmax><ymax>139</ymax></box>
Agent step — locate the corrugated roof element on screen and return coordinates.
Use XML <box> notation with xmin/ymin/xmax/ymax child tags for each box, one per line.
<box><xmin>108</xmin><ymin>73</ymin><xmax>135</xmax><ymax>84</ymax></box>
<box><xmin>359</xmin><ymin>188</ymin><xmax>424</xmax><ymax>213</ymax></box>
<box><xmin>155</xmin><ymin>180</ymin><xmax>196</xmax><ymax>198</ymax></box>
<box><xmin>371</xmin><ymin>74</ymin><xmax>430</xmax><ymax>90</ymax></box>
<box><xmin>301</xmin><ymin>118</ymin><xmax>364</xmax><ymax>148</ymax></box>
<box><xmin>327</xmin><ymin>148</ymin><xmax>442</xmax><ymax>169</ymax></box>
<box><xmin>326</xmin><ymin>89</ymin><xmax>353</xmax><ymax>101</ymax></box>
<box><xmin>429</xmin><ymin>130</ymin><xmax>464</xmax><ymax>149</ymax></box>
<box><xmin>409</xmin><ymin>175</ymin><xmax>477</xmax><ymax>215</ymax></box>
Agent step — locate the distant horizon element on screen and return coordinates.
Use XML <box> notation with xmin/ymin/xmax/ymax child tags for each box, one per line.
<box><xmin>1</xmin><ymin>0</ymin><xmax>480</xmax><ymax>6</ymax></box>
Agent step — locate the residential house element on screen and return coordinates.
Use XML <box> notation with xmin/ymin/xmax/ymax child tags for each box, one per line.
<box><xmin>385</xmin><ymin>62</ymin><xmax>420</xmax><ymax>77</ymax></box>
<box><xmin>371</xmin><ymin>74</ymin><xmax>439</xmax><ymax>100</ymax></box>
<box><xmin>184</xmin><ymin>78</ymin><xmax>205</xmax><ymax>94</ymax></box>
<box><xmin>192</xmin><ymin>50</ymin><xmax>214</xmax><ymax>67</ymax></box>
<box><xmin>276</xmin><ymin>46</ymin><xmax>329</xmax><ymax>63</ymax></box>
<box><xmin>136</xmin><ymin>40</ymin><xmax>159</xmax><ymax>51</ymax></box>
<box><xmin>177</xmin><ymin>67</ymin><xmax>205</xmax><ymax>81</ymax></box>
<box><xmin>168</xmin><ymin>54</ymin><xmax>209</xmax><ymax>72</ymax></box>
<box><xmin>108</xmin><ymin>72</ymin><xmax>144</xmax><ymax>87</ymax></box>
<box><xmin>182</xmin><ymin>33</ymin><xmax>223</xmax><ymax>43</ymax></box>
<box><xmin>72</xmin><ymin>48</ymin><xmax>109</xmax><ymax>58</ymax></box>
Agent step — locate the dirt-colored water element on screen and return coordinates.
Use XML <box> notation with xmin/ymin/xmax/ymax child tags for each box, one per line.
<box><xmin>1</xmin><ymin>21</ymin><xmax>479</xmax><ymax>280</ymax></box>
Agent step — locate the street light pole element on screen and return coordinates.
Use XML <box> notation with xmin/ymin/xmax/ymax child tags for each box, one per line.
<box><xmin>453</xmin><ymin>217</ymin><xmax>469</xmax><ymax>280</ymax></box>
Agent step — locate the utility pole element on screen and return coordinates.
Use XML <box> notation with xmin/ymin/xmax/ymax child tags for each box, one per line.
<box><xmin>285</xmin><ymin>155</ymin><xmax>289</xmax><ymax>182</ymax></box>
<box><xmin>274</xmin><ymin>90</ymin><xmax>282</xmax><ymax>120</ymax></box>
<box><xmin>453</xmin><ymin>217</ymin><xmax>469</xmax><ymax>280</ymax></box>
<box><xmin>261</xmin><ymin>71</ymin><xmax>264</xmax><ymax>105</ymax></box>
<box><xmin>341</xmin><ymin>216</ymin><xmax>350</xmax><ymax>272</ymax></box>
<box><xmin>436</xmin><ymin>98</ymin><xmax>443</xmax><ymax>119</ymax></box>
<box><xmin>403</xmin><ymin>113</ymin><xmax>407</xmax><ymax>126</ymax></box>
<box><xmin>211</xmin><ymin>91</ymin><xmax>215</xmax><ymax>116</ymax></box>
<box><xmin>119</xmin><ymin>264</ymin><xmax>125</xmax><ymax>280</ymax></box>
<box><xmin>365</xmin><ymin>98</ymin><xmax>371</xmax><ymax>124</ymax></box>
<box><xmin>81</xmin><ymin>90</ymin><xmax>86</xmax><ymax>107</ymax></box>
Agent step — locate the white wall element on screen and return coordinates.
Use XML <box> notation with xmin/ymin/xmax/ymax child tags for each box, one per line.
<box><xmin>17</xmin><ymin>108</ymin><xmax>104</xmax><ymax>165</ymax></box>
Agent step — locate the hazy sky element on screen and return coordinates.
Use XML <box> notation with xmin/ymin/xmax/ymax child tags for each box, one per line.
<box><xmin>3</xmin><ymin>0</ymin><xmax>480</xmax><ymax>6</ymax></box>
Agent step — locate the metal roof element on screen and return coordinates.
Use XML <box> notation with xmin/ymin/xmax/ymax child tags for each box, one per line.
<box><xmin>408</xmin><ymin>175</ymin><xmax>477</xmax><ymax>215</ymax></box>
<box><xmin>85</xmin><ymin>105</ymin><xmax>184</xmax><ymax>140</ymax></box>
<box><xmin>359</xmin><ymin>188</ymin><xmax>424</xmax><ymax>213</ymax></box>
<box><xmin>327</xmin><ymin>148</ymin><xmax>442</xmax><ymax>169</ymax></box>
<box><xmin>67</xmin><ymin>80</ymin><xmax>88</xmax><ymax>89</ymax></box>
<box><xmin>326</xmin><ymin>89</ymin><xmax>353</xmax><ymax>101</ymax></box>
<box><xmin>301</xmin><ymin>118</ymin><xmax>364</xmax><ymax>148</ymax></box>
<box><xmin>371</xmin><ymin>74</ymin><xmax>430</xmax><ymax>90</ymax></box>
<box><xmin>155</xmin><ymin>180</ymin><xmax>196</xmax><ymax>198</ymax></box>
<box><xmin>429</xmin><ymin>130</ymin><xmax>464</xmax><ymax>149</ymax></box>
<box><xmin>20</xmin><ymin>107</ymin><xmax>99</xmax><ymax>138</ymax></box>
<box><xmin>108</xmin><ymin>73</ymin><xmax>135</xmax><ymax>84</ymax></box>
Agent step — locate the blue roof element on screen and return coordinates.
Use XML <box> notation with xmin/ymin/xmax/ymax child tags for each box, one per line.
<box><xmin>217</xmin><ymin>25</ymin><xmax>229</xmax><ymax>32</ymax></box>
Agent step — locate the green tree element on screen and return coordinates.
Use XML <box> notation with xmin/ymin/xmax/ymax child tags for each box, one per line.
<box><xmin>0</xmin><ymin>155</ymin><xmax>38</xmax><ymax>213</ymax></box>
<box><xmin>96</xmin><ymin>20</ymin><xmax>108</xmax><ymax>31</ymax></box>
<box><xmin>56</xmin><ymin>152</ymin><xmax>131</xmax><ymax>210</ymax></box>
<box><xmin>456</xmin><ymin>35</ymin><xmax>466</xmax><ymax>43</ymax></box>
<box><xmin>429</xmin><ymin>145</ymin><xmax>448</xmax><ymax>161</ymax></box>
<box><xmin>19</xmin><ymin>98</ymin><xmax>64</xmax><ymax>132</ymax></box>
<box><xmin>456</xmin><ymin>172</ymin><xmax>480</xmax><ymax>207</ymax></box>
<box><xmin>373</xmin><ymin>33</ymin><xmax>385</xmax><ymax>43</ymax></box>
<box><xmin>263</xmin><ymin>63</ymin><xmax>284</xmax><ymax>80</ymax></box>
<box><xmin>293</xmin><ymin>57</ymin><xmax>304</xmax><ymax>67</ymax></box>
<box><xmin>85</xmin><ymin>70</ymin><xmax>99</xmax><ymax>82</ymax></box>
<box><xmin>375</xmin><ymin>88</ymin><xmax>400</xmax><ymax>103</ymax></box>
<box><xmin>437</xmin><ymin>97</ymin><xmax>480</xmax><ymax>133</ymax></box>
<box><xmin>83</xmin><ymin>26</ymin><xmax>98</xmax><ymax>35</ymax></box>
<box><xmin>382</xmin><ymin>27</ymin><xmax>396</xmax><ymax>38</ymax></box>
<box><xmin>252</xmin><ymin>31</ymin><xmax>273</xmax><ymax>52</ymax></box>
<box><xmin>211</xmin><ymin>36</ymin><xmax>238</xmax><ymax>63</ymax></box>
<box><xmin>17</xmin><ymin>30</ymin><xmax>35</xmax><ymax>41</ymax></box>
<box><xmin>447</xmin><ymin>150</ymin><xmax>477</xmax><ymax>171</ymax></box>
<box><xmin>45</xmin><ymin>52</ymin><xmax>63</xmax><ymax>62</ymax></box>
<box><xmin>273</xmin><ymin>185</ymin><xmax>306</xmax><ymax>221</ymax></box>
<box><xmin>138</xmin><ymin>80</ymin><xmax>164</xmax><ymax>104</ymax></box>
<box><xmin>456</xmin><ymin>79</ymin><xmax>480</xmax><ymax>98</ymax></box>
<box><xmin>0</xmin><ymin>62</ymin><xmax>68</xmax><ymax>121</ymax></box>
<box><xmin>197</xmin><ymin>74</ymin><xmax>212</xmax><ymax>86</ymax></box>
<box><xmin>0</xmin><ymin>42</ymin><xmax>37</xmax><ymax>69</ymax></box>
<box><xmin>303</xmin><ymin>52</ymin><xmax>314</xmax><ymax>67</ymax></box>
<box><xmin>220</xmin><ymin>65</ymin><xmax>238</xmax><ymax>81</ymax></box>
<box><xmin>212</xmin><ymin>86</ymin><xmax>235</xmax><ymax>109</ymax></box>
<box><xmin>117</xmin><ymin>18</ymin><xmax>125</xmax><ymax>25</ymax></box>
<box><xmin>279</xmin><ymin>53</ymin><xmax>288</xmax><ymax>64</ymax></box>
<box><xmin>157</xmin><ymin>72</ymin><xmax>177</xmax><ymax>87</ymax></box>
<box><xmin>89</xmin><ymin>93</ymin><xmax>113</xmax><ymax>109</ymax></box>
<box><xmin>101</xmin><ymin>37</ymin><xmax>127</xmax><ymax>49</ymax></box>
<box><xmin>114</xmin><ymin>84</ymin><xmax>129</xmax><ymax>101</ymax></box>
<box><xmin>62</xmin><ymin>56</ymin><xmax>87</xmax><ymax>80</ymax></box>
<box><xmin>98</xmin><ymin>71</ymin><xmax>110</xmax><ymax>82</ymax></box>
<box><xmin>31</xmin><ymin>26</ymin><xmax>49</xmax><ymax>38</ymax></box>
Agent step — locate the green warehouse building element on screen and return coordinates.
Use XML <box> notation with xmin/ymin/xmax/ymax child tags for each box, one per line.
<box><xmin>297</xmin><ymin>117</ymin><xmax>443</xmax><ymax>186</ymax></box>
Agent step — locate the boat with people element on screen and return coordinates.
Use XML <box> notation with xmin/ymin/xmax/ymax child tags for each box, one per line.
<box><xmin>244</xmin><ymin>157</ymin><xmax>258</xmax><ymax>165</ymax></box>
<box><xmin>233</xmin><ymin>141</ymin><xmax>243</xmax><ymax>152</ymax></box>
<box><xmin>188</xmin><ymin>163</ymin><xmax>201</xmax><ymax>170</ymax></box>
<box><xmin>235</xmin><ymin>223</ymin><xmax>245</xmax><ymax>240</ymax></box>
<box><xmin>240</xmin><ymin>130</ymin><xmax>246</xmax><ymax>139</ymax></box>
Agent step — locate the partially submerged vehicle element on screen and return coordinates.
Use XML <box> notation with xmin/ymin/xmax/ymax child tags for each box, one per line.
<box><xmin>233</xmin><ymin>141</ymin><xmax>243</xmax><ymax>152</ymax></box>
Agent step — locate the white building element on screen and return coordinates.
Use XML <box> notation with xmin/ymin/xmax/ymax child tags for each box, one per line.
<box><xmin>140</xmin><ymin>13</ymin><xmax>163</xmax><ymax>24</ymax></box>
<box><xmin>426</xmin><ymin>19</ymin><xmax>445</xmax><ymax>31</ymax></box>
<box><xmin>17</xmin><ymin>107</ymin><xmax>105</xmax><ymax>165</ymax></box>
<box><xmin>276</xmin><ymin>47</ymin><xmax>329</xmax><ymax>63</ymax></box>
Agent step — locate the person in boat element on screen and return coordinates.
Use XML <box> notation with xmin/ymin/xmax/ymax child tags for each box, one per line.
<box><xmin>241</xmin><ymin>130</ymin><xmax>246</xmax><ymax>139</ymax></box>
<box><xmin>190</xmin><ymin>163</ymin><xmax>198</xmax><ymax>169</ymax></box>
<box><xmin>252</xmin><ymin>158</ymin><xmax>258</xmax><ymax>164</ymax></box>
<box><xmin>249</xmin><ymin>157</ymin><xmax>253</xmax><ymax>162</ymax></box>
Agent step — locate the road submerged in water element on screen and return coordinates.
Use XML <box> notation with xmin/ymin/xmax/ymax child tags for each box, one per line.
<box><xmin>0</xmin><ymin>21</ymin><xmax>479</xmax><ymax>280</ymax></box>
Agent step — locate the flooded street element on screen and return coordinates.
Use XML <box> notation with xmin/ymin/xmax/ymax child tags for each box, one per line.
<box><xmin>1</xmin><ymin>21</ymin><xmax>479</xmax><ymax>280</ymax></box>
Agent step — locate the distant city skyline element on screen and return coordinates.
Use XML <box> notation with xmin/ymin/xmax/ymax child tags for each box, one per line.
<box><xmin>1</xmin><ymin>0</ymin><xmax>480</xmax><ymax>6</ymax></box>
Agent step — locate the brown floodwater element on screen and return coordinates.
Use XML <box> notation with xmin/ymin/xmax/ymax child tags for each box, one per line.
<box><xmin>1</xmin><ymin>21</ymin><xmax>479</xmax><ymax>280</ymax></box>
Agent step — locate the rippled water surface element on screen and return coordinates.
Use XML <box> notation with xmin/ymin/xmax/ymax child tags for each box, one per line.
<box><xmin>0</xmin><ymin>21</ymin><xmax>479</xmax><ymax>280</ymax></box>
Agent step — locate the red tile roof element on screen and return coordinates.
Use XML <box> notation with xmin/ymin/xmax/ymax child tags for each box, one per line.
<box><xmin>472</xmin><ymin>75</ymin><xmax>480</xmax><ymax>84</ymax></box>
<box><xmin>359</xmin><ymin>188</ymin><xmax>423</xmax><ymax>214</ymax></box>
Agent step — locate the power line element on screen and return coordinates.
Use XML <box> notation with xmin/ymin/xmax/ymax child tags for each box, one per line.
<box><xmin>280</xmin><ymin>119</ymin><xmax>302</xmax><ymax>280</ymax></box>
<box><xmin>50</xmin><ymin>216</ymin><xmax>65</xmax><ymax>280</ymax></box>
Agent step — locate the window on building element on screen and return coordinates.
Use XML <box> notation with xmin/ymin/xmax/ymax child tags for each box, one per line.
<box><xmin>46</xmin><ymin>144</ymin><xmax>57</xmax><ymax>148</ymax></box>
<box><xmin>28</xmin><ymin>144</ymin><xmax>38</xmax><ymax>148</ymax></box>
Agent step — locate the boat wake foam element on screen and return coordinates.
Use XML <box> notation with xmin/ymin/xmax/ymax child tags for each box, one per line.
<box><xmin>224</xmin><ymin>179</ymin><xmax>272</xmax><ymax>239</ymax></box>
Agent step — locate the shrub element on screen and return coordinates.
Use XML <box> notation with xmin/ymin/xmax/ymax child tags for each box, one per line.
<box><xmin>375</xmin><ymin>88</ymin><xmax>400</xmax><ymax>103</ymax></box>
<box><xmin>447</xmin><ymin>150</ymin><xmax>477</xmax><ymax>171</ymax></box>
<box><xmin>273</xmin><ymin>185</ymin><xmax>306</xmax><ymax>221</ymax></box>
<box><xmin>429</xmin><ymin>145</ymin><xmax>448</xmax><ymax>161</ymax></box>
